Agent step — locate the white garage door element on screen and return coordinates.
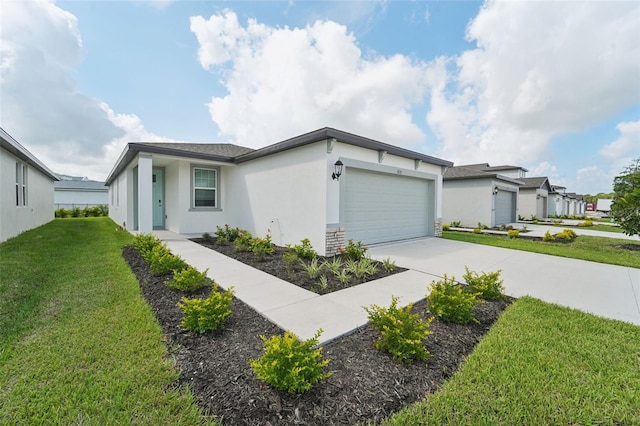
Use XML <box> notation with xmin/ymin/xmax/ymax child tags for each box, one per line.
<box><xmin>343</xmin><ymin>168</ymin><xmax>431</xmax><ymax>245</ymax></box>
<box><xmin>495</xmin><ymin>190</ymin><xmax>515</xmax><ymax>225</ymax></box>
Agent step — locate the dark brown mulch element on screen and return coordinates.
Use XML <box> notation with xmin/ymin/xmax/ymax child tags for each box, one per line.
<box><xmin>615</xmin><ymin>243</ymin><xmax>640</xmax><ymax>251</ymax></box>
<box><xmin>190</xmin><ymin>239</ymin><xmax>407</xmax><ymax>295</ymax></box>
<box><xmin>123</xmin><ymin>245</ymin><xmax>514</xmax><ymax>426</ymax></box>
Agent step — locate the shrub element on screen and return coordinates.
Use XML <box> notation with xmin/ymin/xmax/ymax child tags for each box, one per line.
<box><xmin>133</xmin><ymin>233</ymin><xmax>163</xmax><ymax>260</ymax></box>
<box><xmin>282</xmin><ymin>251</ymin><xmax>299</xmax><ymax>266</ymax></box>
<box><xmin>70</xmin><ymin>207</ymin><xmax>81</xmax><ymax>218</ymax></box>
<box><xmin>166</xmin><ymin>266</ymin><xmax>209</xmax><ymax>292</ymax></box>
<box><xmin>286</xmin><ymin>238</ymin><xmax>317</xmax><ymax>261</ymax></box>
<box><xmin>148</xmin><ymin>245</ymin><xmax>187</xmax><ymax>275</ymax></box>
<box><xmin>442</xmin><ymin>223</ymin><xmax>450</xmax><ymax>231</ymax></box>
<box><xmin>427</xmin><ymin>275</ymin><xmax>480</xmax><ymax>324</ymax></box>
<box><xmin>178</xmin><ymin>284</ymin><xmax>234</xmax><ymax>333</ymax></box>
<box><xmin>346</xmin><ymin>257</ymin><xmax>377</xmax><ymax>279</ymax></box>
<box><xmin>215</xmin><ymin>224</ymin><xmax>242</xmax><ymax>244</ymax></box>
<box><xmin>322</xmin><ymin>257</ymin><xmax>343</xmax><ymax>275</ymax></box>
<box><xmin>507</xmin><ymin>229</ymin><xmax>520</xmax><ymax>239</ymax></box>
<box><xmin>578</xmin><ymin>219</ymin><xmax>594</xmax><ymax>227</ymax></box>
<box><xmin>450</xmin><ymin>221</ymin><xmax>461</xmax><ymax>228</ymax></box>
<box><xmin>250</xmin><ymin>235</ymin><xmax>275</xmax><ymax>256</ymax></box>
<box><xmin>462</xmin><ymin>267</ymin><xmax>505</xmax><ymax>300</ymax></box>
<box><xmin>543</xmin><ymin>231</ymin><xmax>556</xmax><ymax>242</ymax></box>
<box><xmin>473</xmin><ymin>227</ymin><xmax>483</xmax><ymax>234</ymax></box>
<box><xmin>234</xmin><ymin>230</ymin><xmax>253</xmax><ymax>252</ymax></box>
<box><xmin>530</xmin><ymin>214</ymin><xmax>538</xmax><ymax>221</ymax></box>
<box><xmin>364</xmin><ymin>296</ymin><xmax>433</xmax><ymax>363</ymax></box>
<box><xmin>249</xmin><ymin>329</ymin><xmax>332</xmax><ymax>394</ymax></box>
<box><xmin>335</xmin><ymin>269</ymin><xmax>351</xmax><ymax>286</ymax></box>
<box><xmin>554</xmin><ymin>229</ymin><xmax>577</xmax><ymax>242</ymax></box>
<box><xmin>338</xmin><ymin>239</ymin><xmax>367</xmax><ymax>261</ymax></box>
<box><xmin>55</xmin><ymin>208</ymin><xmax>68</xmax><ymax>218</ymax></box>
<box><xmin>301</xmin><ymin>257</ymin><xmax>323</xmax><ymax>279</ymax></box>
<box><xmin>477</xmin><ymin>222</ymin><xmax>488</xmax><ymax>230</ymax></box>
<box><xmin>97</xmin><ymin>204</ymin><xmax>109</xmax><ymax>216</ymax></box>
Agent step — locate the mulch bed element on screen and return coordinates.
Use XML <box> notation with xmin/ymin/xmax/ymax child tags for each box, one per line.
<box><xmin>190</xmin><ymin>238</ymin><xmax>407</xmax><ymax>295</ymax></box>
<box><xmin>123</xmin><ymin>245</ymin><xmax>514</xmax><ymax>425</ymax></box>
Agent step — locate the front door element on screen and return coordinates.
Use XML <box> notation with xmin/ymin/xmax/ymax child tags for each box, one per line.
<box><xmin>152</xmin><ymin>168</ymin><xmax>164</xmax><ymax>229</ymax></box>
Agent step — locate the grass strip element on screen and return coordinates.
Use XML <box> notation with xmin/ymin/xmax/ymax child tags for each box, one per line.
<box><xmin>442</xmin><ymin>231</ymin><xmax>640</xmax><ymax>268</ymax></box>
<box><xmin>386</xmin><ymin>297</ymin><xmax>640</xmax><ymax>425</ymax></box>
<box><xmin>0</xmin><ymin>218</ymin><xmax>213</xmax><ymax>425</ymax></box>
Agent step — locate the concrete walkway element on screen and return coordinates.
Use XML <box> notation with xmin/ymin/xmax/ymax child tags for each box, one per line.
<box><xmin>511</xmin><ymin>222</ymin><xmax>640</xmax><ymax>240</ymax></box>
<box><xmin>155</xmin><ymin>231</ymin><xmax>640</xmax><ymax>345</ymax></box>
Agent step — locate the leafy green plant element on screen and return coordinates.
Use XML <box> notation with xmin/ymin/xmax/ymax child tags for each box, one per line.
<box><xmin>543</xmin><ymin>231</ymin><xmax>556</xmax><ymax>242</ymax></box>
<box><xmin>518</xmin><ymin>214</ymin><xmax>525</xmax><ymax>221</ymax></box>
<box><xmin>302</xmin><ymin>257</ymin><xmax>323</xmax><ymax>279</ymax></box>
<box><xmin>442</xmin><ymin>223</ymin><xmax>451</xmax><ymax>231</ymax></box>
<box><xmin>177</xmin><ymin>284</ymin><xmax>234</xmax><ymax>333</ymax></box>
<box><xmin>338</xmin><ymin>239</ymin><xmax>368</xmax><ymax>261</ymax></box>
<box><xmin>382</xmin><ymin>257</ymin><xmax>396</xmax><ymax>272</ymax></box>
<box><xmin>427</xmin><ymin>275</ymin><xmax>480</xmax><ymax>324</ymax></box>
<box><xmin>477</xmin><ymin>222</ymin><xmax>489</xmax><ymax>230</ymax></box>
<box><xmin>473</xmin><ymin>228</ymin><xmax>483</xmax><ymax>234</ymax></box>
<box><xmin>335</xmin><ymin>269</ymin><xmax>351</xmax><ymax>287</ymax></box>
<box><xmin>286</xmin><ymin>238</ymin><xmax>317</xmax><ymax>261</ymax></box>
<box><xmin>234</xmin><ymin>230</ymin><xmax>253</xmax><ymax>252</ymax></box>
<box><xmin>611</xmin><ymin>158</ymin><xmax>639</xmax><ymax>236</ymax></box>
<box><xmin>148</xmin><ymin>245</ymin><xmax>187</xmax><ymax>275</ymax></box>
<box><xmin>202</xmin><ymin>232</ymin><xmax>213</xmax><ymax>241</ymax></box>
<box><xmin>322</xmin><ymin>257</ymin><xmax>343</xmax><ymax>275</ymax></box>
<box><xmin>507</xmin><ymin>229</ymin><xmax>520</xmax><ymax>239</ymax></box>
<box><xmin>451</xmin><ymin>221</ymin><xmax>461</xmax><ymax>228</ymax></box>
<box><xmin>70</xmin><ymin>207</ymin><xmax>81</xmax><ymax>218</ymax></box>
<box><xmin>249</xmin><ymin>329</ymin><xmax>332</xmax><ymax>394</ymax></box>
<box><xmin>530</xmin><ymin>214</ymin><xmax>538</xmax><ymax>221</ymax></box>
<box><xmin>215</xmin><ymin>224</ymin><xmax>242</xmax><ymax>244</ymax></box>
<box><xmin>166</xmin><ymin>266</ymin><xmax>209</xmax><ymax>292</ymax></box>
<box><xmin>365</xmin><ymin>296</ymin><xmax>433</xmax><ymax>363</ymax></box>
<box><xmin>578</xmin><ymin>219</ymin><xmax>594</xmax><ymax>227</ymax></box>
<box><xmin>462</xmin><ymin>267</ymin><xmax>505</xmax><ymax>300</ymax></box>
<box><xmin>132</xmin><ymin>233</ymin><xmax>164</xmax><ymax>261</ymax></box>
<box><xmin>317</xmin><ymin>275</ymin><xmax>329</xmax><ymax>292</ymax></box>
<box><xmin>55</xmin><ymin>208</ymin><xmax>69</xmax><ymax>218</ymax></box>
<box><xmin>250</xmin><ymin>234</ymin><xmax>275</xmax><ymax>256</ymax></box>
<box><xmin>282</xmin><ymin>251</ymin><xmax>299</xmax><ymax>266</ymax></box>
<box><xmin>346</xmin><ymin>257</ymin><xmax>377</xmax><ymax>279</ymax></box>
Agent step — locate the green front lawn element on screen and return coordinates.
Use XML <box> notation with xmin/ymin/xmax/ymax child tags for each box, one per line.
<box><xmin>442</xmin><ymin>231</ymin><xmax>640</xmax><ymax>268</ymax></box>
<box><xmin>0</xmin><ymin>218</ymin><xmax>212</xmax><ymax>425</ymax></box>
<box><xmin>554</xmin><ymin>223</ymin><xmax>624</xmax><ymax>233</ymax></box>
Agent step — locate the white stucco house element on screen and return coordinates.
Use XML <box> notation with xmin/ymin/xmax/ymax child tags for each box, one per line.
<box><xmin>442</xmin><ymin>164</ymin><xmax>524</xmax><ymax>228</ymax></box>
<box><xmin>54</xmin><ymin>177</ymin><xmax>109</xmax><ymax>209</ymax></box>
<box><xmin>518</xmin><ymin>177</ymin><xmax>552</xmax><ymax>219</ymax></box>
<box><xmin>105</xmin><ymin>127</ymin><xmax>453</xmax><ymax>255</ymax></box>
<box><xmin>548</xmin><ymin>185</ymin><xmax>568</xmax><ymax>217</ymax></box>
<box><xmin>1</xmin><ymin>127</ymin><xmax>59</xmax><ymax>243</ymax></box>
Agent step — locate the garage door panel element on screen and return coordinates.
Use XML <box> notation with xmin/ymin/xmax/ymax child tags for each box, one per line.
<box><xmin>343</xmin><ymin>168</ymin><xmax>431</xmax><ymax>245</ymax></box>
<box><xmin>495</xmin><ymin>190</ymin><xmax>515</xmax><ymax>225</ymax></box>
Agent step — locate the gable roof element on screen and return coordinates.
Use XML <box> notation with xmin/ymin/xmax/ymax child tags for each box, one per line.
<box><xmin>463</xmin><ymin>163</ymin><xmax>529</xmax><ymax>173</ymax></box>
<box><xmin>106</xmin><ymin>127</ymin><xmax>453</xmax><ymax>184</ymax></box>
<box><xmin>54</xmin><ymin>180</ymin><xmax>108</xmax><ymax>191</ymax></box>
<box><xmin>0</xmin><ymin>127</ymin><xmax>59</xmax><ymax>181</ymax></box>
<box><xmin>519</xmin><ymin>176</ymin><xmax>552</xmax><ymax>191</ymax></box>
<box><xmin>443</xmin><ymin>165</ymin><xmax>524</xmax><ymax>185</ymax></box>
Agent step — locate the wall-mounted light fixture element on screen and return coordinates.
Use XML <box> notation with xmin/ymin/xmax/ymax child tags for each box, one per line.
<box><xmin>536</xmin><ymin>194</ymin><xmax>541</xmax><ymax>199</ymax></box>
<box><xmin>493</xmin><ymin>186</ymin><xmax>499</xmax><ymax>195</ymax></box>
<box><xmin>332</xmin><ymin>160</ymin><xmax>344</xmax><ymax>181</ymax></box>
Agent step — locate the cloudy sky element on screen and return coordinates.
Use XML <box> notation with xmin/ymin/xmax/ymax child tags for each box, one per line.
<box><xmin>1</xmin><ymin>0</ymin><xmax>638</xmax><ymax>194</ymax></box>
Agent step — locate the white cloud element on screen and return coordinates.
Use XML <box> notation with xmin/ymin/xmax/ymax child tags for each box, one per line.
<box><xmin>599</xmin><ymin>120</ymin><xmax>640</xmax><ymax>162</ymax></box>
<box><xmin>0</xmin><ymin>0</ymin><xmax>169</xmax><ymax>180</ymax></box>
<box><xmin>530</xmin><ymin>161</ymin><xmax>562</xmax><ymax>185</ymax></box>
<box><xmin>190</xmin><ymin>10</ymin><xmax>430</xmax><ymax>148</ymax></box>
<box><xmin>427</xmin><ymin>0</ymin><xmax>640</xmax><ymax>166</ymax></box>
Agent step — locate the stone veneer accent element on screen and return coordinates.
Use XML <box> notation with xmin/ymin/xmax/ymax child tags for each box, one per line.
<box><xmin>325</xmin><ymin>226</ymin><xmax>346</xmax><ymax>257</ymax></box>
<box><xmin>434</xmin><ymin>218</ymin><xmax>443</xmax><ymax>237</ymax></box>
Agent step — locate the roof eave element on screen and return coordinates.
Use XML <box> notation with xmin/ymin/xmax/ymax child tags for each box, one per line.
<box><xmin>0</xmin><ymin>129</ymin><xmax>60</xmax><ymax>181</ymax></box>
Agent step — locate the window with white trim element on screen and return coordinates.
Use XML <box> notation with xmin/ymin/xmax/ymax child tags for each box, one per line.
<box><xmin>192</xmin><ymin>167</ymin><xmax>217</xmax><ymax>208</ymax></box>
<box><xmin>15</xmin><ymin>162</ymin><xmax>27</xmax><ymax>207</ymax></box>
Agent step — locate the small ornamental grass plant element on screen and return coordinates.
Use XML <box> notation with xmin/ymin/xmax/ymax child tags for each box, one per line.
<box><xmin>302</xmin><ymin>257</ymin><xmax>323</xmax><ymax>279</ymax></box>
<box><xmin>338</xmin><ymin>239</ymin><xmax>367</xmax><ymax>261</ymax></box>
<box><xmin>427</xmin><ymin>275</ymin><xmax>480</xmax><ymax>324</ymax></box>
<box><xmin>382</xmin><ymin>257</ymin><xmax>396</xmax><ymax>272</ymax></box>
<box><xmin>249</xmin><ymin>329</ymin><xmax>332</xmax><ymax>394</ymax></box>
<box><xmin>462</xmin><ymin>267</ymin><xmax>505</xmax><ymax>300</ymax></box>
<box><xmin>365</xmin><ymin>296</ymin><xmax>433</xmax><ymax>363</ymax></box>
<box><xmin>148</xmin><ymin>244</ymin><xmax>187</xmax><ymax>275</ymax></box>
<box><xmin>178</xmin><ymin>284</ymin><xmax>234</xmax><ymax>333</ymax></box>
<box><xmin>166</xmin><ymin>266</ymin><xmax>209</xmax><ymax>292</ymax></box>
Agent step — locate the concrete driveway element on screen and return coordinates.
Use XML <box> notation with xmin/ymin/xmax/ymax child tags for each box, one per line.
<box><xmin>369</xmin><ymin>238</ymin><xmax>640</xmax><ymax>326</ymax></box>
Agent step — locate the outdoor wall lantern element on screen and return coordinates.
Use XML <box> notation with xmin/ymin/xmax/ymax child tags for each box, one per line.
<box><xmin>332</xmin><ymin>160</ymin><xmax>344</xmax><ymax>181</ymax></box>
<box><xmin>493</xmin><ymin>186</ymin><xmax>499</xmax><ymax>195</ymax></box>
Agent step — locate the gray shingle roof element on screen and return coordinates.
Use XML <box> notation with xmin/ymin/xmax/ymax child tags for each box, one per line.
<box><xmin>519</xmin><ymin>177</ymin><xmax>550</xmax><ymax>190</ymax></box>
<box><xmin>462</xmin><ymin>163</ymin><xmax>529</xmax><ymax>173</ymax></box>
<box><xmin>443</xmin><ymin>166</ymin><xmax>524</xmax><ymax>185</ymax></box>
<box><xmin>136</xmin><ymin>143</ymin><xmax>255</xmax><ymax>158</ymax></box>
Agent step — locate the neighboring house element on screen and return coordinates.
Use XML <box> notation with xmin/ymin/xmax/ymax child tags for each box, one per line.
<box><xmin>442</xmin><ymin>164</ymin><xmax>524</xmax><ymax>228</ymax></box>
<box><xmin>0</xmin><ymin>127</ymin><xmax>59</xmax><ymax>243</ymax></box>
<box><xmin>566</xmin><ymin>193</ymin><xmax>586</xmax><ymax>216</ymax></box>
<box><xmin>105</xmin><ymin>127</ymin><xmax>453</xmax><ymax>255</ymax></box>
<box><xmin>54</xmin><ymin>176</ymin><xmax>108</xmax><ymax>209</ymax></box>
<box><xmin>548</xmin><ymin>185</ymin><xmax>567</xmax><ymax>217</ymax></box>
<box><xmin>518</xmin><ymin>177</ymin><xmax>552</xmax><ymax>219</ymax></box>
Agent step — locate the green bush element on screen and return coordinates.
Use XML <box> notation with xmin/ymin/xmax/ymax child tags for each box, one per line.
<box><xmin>234</xmin><ymin>230</ymin><xmax>253</xmax><ymax>252</ymax></box>
<box><xmin>554</xmin><ymin>229</ymin><xmax>577</xmax><ymax>242</ymax></box>
<box><xmin>322</xmin><ymin>257</ymin><xmax>343</xmax><ymax>275</ymax></box>
<box><xmin>70</xmin><ymin>207</ymin><xmax>81</xmax><ymax>218</ymax></box>
<box><xmin>382</xmin><ymin>257</ymin><xmax>396</xmax><ymax>272</ymax></box>
<box><xmin>286</xmin><ymin>238</ymin><xmax>317</xmax><ymax>260</ymax></box>
<box><xmin>427</xmin><ymin>275</ymin><xmax>480</xmax><ymax>324</ymax></box>
<box><xmin>462</xmin><ymin>267</ymin><xmax>505</xmax><ymax>300</ymax></box>
<box><xmin>346</xmin><ymin>257</ymin><xmax>377</xmax><ymax>279</ymax></box>
<box><xmin>55</xmin><ymin>208</ymin><xmax>68</xmax><ymax>218</ymax></box>
<box><xmin>132</xmin><ymin>233</ymin><xmax>164</xmax><ymax>260</ymax></box>
<box><xmin>148</xmin><ymin>245</ymin><xmax>187</xmax><ymax>275</ymax></box>
<box><xmin>507</xmin><ymin>229</ymin><xmax>520</xmax><ymax>239</ymax></box>
<box><xmin>473</xmin><ymin>228</ymin><xmax>483</xmax><ymax>234</ymax></box>
<box><xmin>249</xmin><ymin>329</ymin><xmax>332</xmax><ymax>394</ymax></box>
<box><xmin>166</xmin><ymin>266</ymin><xmax>209</xmax><ymax>292</ymax></box>
<box><xmin>543</xmin><ymin>231</ymin><xmax>556</xmax><ymax>242</ymax></box>
<box><xmin>178</xmin><ymin>284</ymin><xmax>234</xmax><ymax>333</ymax></box>
<box><xmin>250</xmin><ymin>235</ymin><xmax>275</xmax><ymax>256</ymax></box>
<box><xmin>577</xmin><ymin>219</ymin><xmax>593</xmax><ymax>227</ymax></box>
<box><xmin>442</xmin><ymin>223</ymin><xmax>450</xmax><ymax>231</ymax></box>
<box><xmin>338</xmin><ymin>239</ymin><xmax>367</xmax><ymax>261</ymax></box>
<box><xmin>451</xmin><ymin>221</ymin><xmax>461</xmax><ymax>228</ymax></box>
<box><xmin>215</xmin><ymin>224</ymin><xmax>242</xmax><ymax>244</ymax></box>
<box><xmin>335</xmin><ymin>269</ymin><xmax>351</xmax><ymax>286</ymax></box>
<box><xmin>364</xmin><ymin>296</ymin><xmax>433</xmax><ymax>363</ymax></box>
<box><xmin>301</xmin><ymin>257</ymin><xmax>323</xmax><ymax>279</ymax></box>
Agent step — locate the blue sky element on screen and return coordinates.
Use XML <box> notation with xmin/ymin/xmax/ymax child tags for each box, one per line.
<box><xmin>1</xmin><ymin>0</ymin><xmax>639</xmax><ymax>194</ymax></box>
